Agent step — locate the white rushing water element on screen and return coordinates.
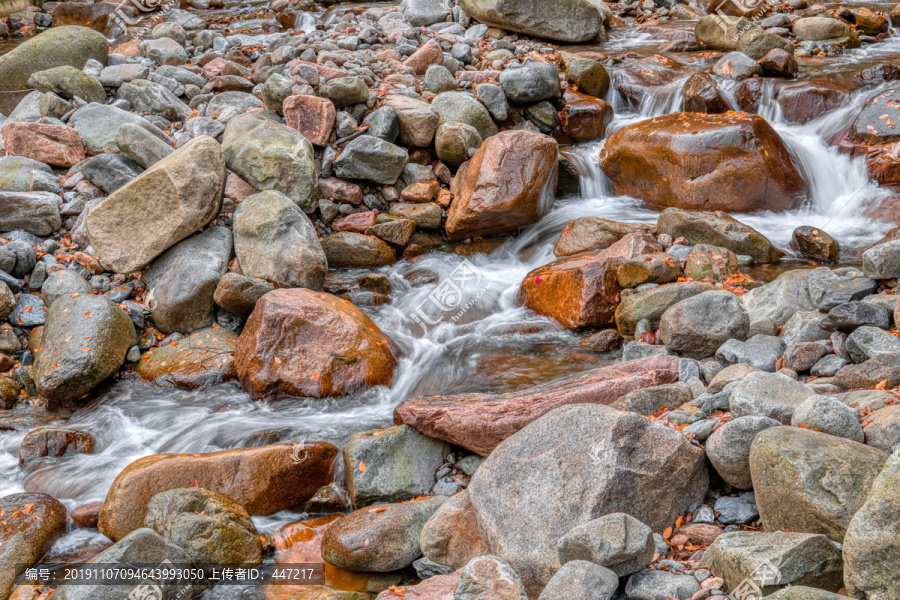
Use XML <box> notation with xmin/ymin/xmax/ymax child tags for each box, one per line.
<box><xmin>2</xmin><ymin>22</ymin><xmax>899</xmax><ymax>585</ymax></box>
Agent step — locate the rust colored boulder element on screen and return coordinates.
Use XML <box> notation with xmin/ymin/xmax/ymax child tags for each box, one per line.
<box><xmin>563</xmin><ymin>90</ymin><xmax>614</xmax><ymax>141</ymax></box>
<box><xmin>395</xmin><ymin>354</ymin><xmax>680</xmax><ymax>456</ymax></box>
<box><xmin>98</xmin><ymin>442</ymin><xmax>338</xmax><ymax>541</ymax></box>
<box><xmin>517</xmin><ymin>232</ymin><xmax>662</xmax><ymax>330</ymax></box>
<box><xmin>134</xmin><ymin>327</ymin><xmax>238</xmax><ymax>389</ymax></box>
<box><xmin>0</xmin><ymin>493</ymin><xmax>68</xmax><ymax>600</ymax></box>
<box><xmin>776</xmin><ymin>80</ymin><xmax>853</xmax><ymax>125</ymax></box>
<box><xmin>2</xmin><ymin>122</ymin><xmax>86</xmax><ymax>167</ymax></box>
<box><xmin>791</xmin><ymin>226</ymin><xmax>840</xmax><ymax>262</ymax></box>
<box><xmin>235</xmin><ymin>289</ymin><xmax>398</xmax><ymax>400</ymax></box>
<box><xmin>683</xmin><ymin>72</ymin><xmax>729</xmax><ymax>114</ymax></box>
<box><xmin>420</xmin><ymin>489</ymin><xmax>490</xmax><ymax>569</ymax></box>
<box><xmin>445</xmin><ymin>130</ymin><xmax>558</xmax><ymax>241</ymax></box>
<box><xmin>19</xmin><ymin>428</ymin><xmax>94</xmax><ymax>466</ymax></box>
<box><xmin>600</xmin><ymin>112</ymin><xmax>807</xmax><ymax>212</ymax></box>
<box><xmin>283</xmin><ymin>95</ymin><xmax>335</xmax><ymax>146</ymax></box>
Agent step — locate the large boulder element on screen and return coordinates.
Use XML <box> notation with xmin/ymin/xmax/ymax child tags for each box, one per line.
<box><xmin>0</xmin><ymin>493</ymin><xmax>67</xmax><ymax>600</ymax></box>
<box><xmin>232</xmin><ymin>190</ymin><xmax>327</xmax><ymax>290</ymax></box>
<box><xmin>0</xmin><ymin>192</ymin><xmax>62</xmax><ymax>236</ymax></box>
<box><xmin>446</xmin><ymin>130</ymin><xmax>557</xmax><ymax>241</ymax></box>
<box><xmin>749</xmin><ymin>426</ymin><xmax>888</xmax><ymax>542</ymax></box>
<box><xmin>33</xmin><ymin>293</ymin><xmax>136</xmax><ymax>402</ymax></box>
<box><xmin>397</xmin><ymin>355</ymin><xmax>679</xmax><ymax>456</ymax></box>
<box><xmin>741</xmin><ymin>269</ymin><xmax>817</xmax><ymax>326</ymax></box>
<box><xmin>223</xmin><ymin>114</ymin><xmax>317</xmax><ymax>212</ymax></box>
<box><xmin>600</xmin><ymin>113</ymin><xmax>807</xmax><ymax>213</ymax></box>
<box><xmin>235</xmin><ymin>289</ymin><xmax>398</xmax><ymax>399</ymax></box>
<box><xmin>455</xmin><ymin>0</ymin><xmax>603</xmax><ymax>43</ymax></box>
<box><xmin>85</xmin><ymin>136</ymin><xmax>226</xmax><ymax>273</ymax></box>
<box><xmin>843</xmin><ymin>448</ymin><xmax>900</xmax><ymax>600</ymax></box>
<box><xmin>468</xmin><ymin>404</ymin><xmax>708</xmax><ymax>596</ymax></box>
<box><xmin>0</xmin><ymin>26</ymin><xmax>108</xmax><ymax>115</ymax></box>
<box><xmin>659</xmin><ymin>290</ymin><xmax>750</xmax><ymax>359</ymax></box>
<box><xmin>98</xmin><ymin>442</ymin><xmax>338</xmax><ymax>541</ymax></box>
<box><xmin>144</xmin><ymin>227</ymin><xmax>233</xmax><ymax>334</ymax></box>
<box><xmin>656</xmin><ymin>208</ymin><xmax>784</xmax><ymax>263</ymax></box>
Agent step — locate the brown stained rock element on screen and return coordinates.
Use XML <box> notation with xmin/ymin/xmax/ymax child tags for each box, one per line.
<box><xmin>403</xmin><ymin>39</ymin><xmax>443</xmax><ymax>75</ymax></box>
<box><xmin>395</xmin><ymin>354</ymin><xmax>680</xmax><ymax>456</ymax></box>
<box><xmin>563</xmin><ymin>90</ymin><xmax>614</xmax><ymax>141</ymax></box>
<box><xmin>553</xmin><ymin>216</ymin><xmax>656</xmax><ymax>257</ymax></box>
<box><xmin>0</xmin><ymin>493</ymin><xmax>68</xmax><ymax>600</ymax></box>
<box><xmin>445</xmin><ymin>130</ymin><xmax>558</xmax><ymax>241</ymax></box>
<box><xmin>134</xmin><ymin>327</ymin><xmax>238</xmax><ymax>389</ymax></box>
<box><xmin>578</xmin><ymin>328</ymin><xmax>621</xmax><ymax>352</ymax></box>
<box><xmin>375</xmin><ymin>570</ymin><xmax>462</xmax><ymax>599</ymax></box>
<box><xmin>420</xmin><ymin>489</ymin><xmax>489</xmax><ymax>569</ymax></box>
<box><xmin>98</xmin><ymin>442</ymin><xmax>338</xmax><ymax>541</ymax></box>
<box><xmin>759</xmin><ymin>48</ymin><xmax>798</xmax><ymax>78</ymax></box>
<box><xmin>517</xmin><ymin>232</ymin><xmax>662</xmax><ymax>330</ymax></box>
<box><xmin>213</xmin><ymin>273</ymin><xmax>274</xmax><ymax>319</ymax></box>
<box><xmin>283</xmin><ymin>94</ymin><xmax>336</xmax><ymax>146</ymax></box>
<box><xmin>683</xmin><ymin>72</ymin><xmax>729</xmax><ymax>114</ymax></box>
<box><xmin>318</xmin><ymin>177</ymin><xmax>363</xmax><ymax>205</ymax></box>
<box><xmin>777</xmin><ymin>80</ymin><xmax>853</xmax><ymax>125</ymax></box>
<box><xmin>70</xmin><ymin>502</ymin><xmax>103</xmax><ymax>528</ymax></box>
<box><xmin>1</xmin><ymin>122</ymin><xmax>86</xmax><ymax>167</ymax></box>
<box><xmin>19</xmin><ymin>428</ymin><xmax>94</xmax><ymax>466</ymax></box>
<box><xmin>333</xmin><ymin>211</ymin><xmax>379</xmax><ymax>233</ymax></box>
<box><xmin>675</xmin><ymin>523</ymin><xmax>724</xmax><ymax>546</ymax></box>
<box><xmin>791</xmin><ymin>226</ymin><xmax>841</xmax><ymax>262</ymax></box>
<box><xmin>600</xmin><ymin>112</ymin><xmax>807</xmax><ymax>213</ymax></box>
<box><xmin>235</xmin><ymin>289</ymin><xmax>398</xmax><ymax>400</ymax></box>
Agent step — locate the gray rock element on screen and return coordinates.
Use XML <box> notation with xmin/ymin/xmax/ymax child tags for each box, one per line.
<box><xmin>621</xmin><ymin>341</ymin><xmax>675</xmax><ymax>362</ymax></box>
<box><xmin>862</xmin><ymin>239</ymin><xmax>900</xmax><ymax>279</ymax></box>
<box><xmin>499</xmin><ymin>61</ymin><xmax>560</xmax><ymax>105</ymax></box>
<box><xmin>750</xmin><ymin>426</ymin><xmax>888</xmax><ymax>542</ymax></box>
<box><xmin>706</xmin><ymin>415</ymin><xmax>781</xmax><ymax>489</ymax></box>
<box><xmin>610</xmin><ymin>382</ymin><xmax>692</xmax><ymax>416</ymax></box>
<box><xmin>333</xmin><ymin>135</ymin><xmax>409</xmax><ymax>185</ymax></box>
<box><xmin>116</xmin><ymin>122</ymin><xmax>174</xmax><ymax>168</ymax></box>
<box><xmin>232</xmin><ymin>190</ymin><xmax>326</xmax><ymax>290</ymax></box>
<box><xmin>714</xmin><ymin>494</ymin><xmax>759</xmax><ymax>525</ymax></box>
<box><xmin>425</xmin><ymin>64</ymin><xmax>456</xmax><ymax>94</ymax></box>
<box><xmin>384</xmin><ymin>94</ymin><xmax>440</xmax><ymax>147</ymax></box>
<box><xmin>144</xmin><ymin>227</ymin><xmax>232</xmax><ymax>334</ymax></box>
<box><xmin>816</xmin><ymin>277</ymin><xmax>880</xmax><ymax>312</ymax></box>
<box><xmin>699</xmin><ymin>531</ymin><xmax>843</xmax><ymax>595</ymax></box>
<box><xmin>205</xmin><ymin>91</ymin><xmax>264</xmax><ymax>123</ymax></box>
<box><xmin>400</xmin><ymin>0</ymin><xmax>452</xmax><ymax>27</ymax></box>
<box><xmin>69</xmin><ymin>103</ymin><xmax>170</xmax><ymax>155</ymax></box>
<box><xmin>139</xmin><ymin>37</ymin><xmax>189</xmax><ymax>65</ymax></box>
<box><xmin>810</xmin><ymin>354</ymin><xmax>846</xmax><ymax>377</ymax></box>
<box><xmin>0</xmin><ymin>156</ymin><xmax>61</xmax><ymax>193</ymax></box>
<box><xmin>413</xmin><ymin>556</ymin><xmax>455</xmax><ymax>579</ymax></box>
<box><xmin>476</xmin><ymin>83</ymin><xmax>508</xmax><ymax>121</ymax></box>
<box><xmin>0</xmin><ymin>192</ymin><xmax>61</xmax><ymax>236</ymax></box>
<box><xmin>261</xmin><ymin>72</ymin><xmax>293</xmax><ymax>115</ymax></box>
<box><xmin>10</xmin><ymin>294</ymin><xmax>46</xmax><ymax>327</ymax></box>
<box><xmin>781</xmin><ymin>310</ymin><xmax>830</xmax><ymax>347</ymax></box>
<box><xmin>117</xmin><ymin>78</ymin><xmax>191</xmax><ymax>121</ymax></box>
<box><xmin>729</xmin><ymin>371</ymin><xmax>817</xmax><ymax>424</ymax></box>
<box><xmin>99</xmin><ymin>63</ymin><xmax>150</xmax><ymax>87</ymax></box>
<box><xmin>455</xmin><ymin>555</ymin><xmax>528</xmax><ymax>600</ymax></box>
<box><xmin>435</xmin><ymin>122</ymin><xmax>483</xmax><ymax>167</ymax></box>
<box><xmin>741</xmin><ymin>269</ymin><xmax>815</xmax><ymax>326</ymax></box>
<box><xmin>716</xmin><ymin>335</ymin><xmax>785</xmax><ymax>372</ymax></box>
<box><xmin>319</xmin><ymin>76</ymin><xmax>369</xmax><ymax>107</ymax></box>
<box><xmin>41</xmin><ymin>269</ymin><xmax>90</xmax><ymax>307</ymax></box>
<box><xmin>468</xmin><ymin>404</ymin><xmax>707</xmax><ymax>596</ymax></box>
<box><xmin>862</xmin><ymin>405</ymin><xmax>900</xmax><ymax>454</ymax></box>
<box><xmin>624</xmin><ymin>569</ymin><xmax>700</xmax><ymax>600</ymax></box>
<box><xmin>537</xmin><ymin>560</ymin><xmax>618</xmax><ymax>600</ymax></box>
<box><xmin>556</xmin><ymin>513</ymin><xmax>655</xmax><ymax>577</ymax></box>
<box><xmin>432</xmin><ymin>91</ymin><xmax>498</xmax><ymax>140</ymax></box>
<box><xmin>659</xmin><ymin>290</ymin><xmax>750</xmax><ymax>359</ymax></box>
<box><xmin>791</xmin><ymin>394</ymin><xmax>865</xmax><ymax>443</ymax></box>
<box><xmin>456</xmin><ymin>0</ymin><xmax>602</xmax><ymax>43</ymax></box>
<box><xmin>342</xmin><ymin>424</ymin><xmax>449</xmax><ymax>506</ymax></box>
<box><xmin>713</xmin><ymin>51</ymin><xmax>764</xmax><ymax>80</ymax></box>
<box><xmin>362</xmin><ymin>106</ymin><xmax>400</xmax><ymax>142</ymax></box>
<box><xmin>845</xmin><ymin>325</ymin><xmax>900</xmax><ymax>363</ymax></box>
<box><xmin>82</xmin><ymin>153</ymin><xmax>144</xmax><ymax>194</ymax></box>
<box><xmin>29</xmin><ymin>65</ymin><xmax>105</xmax><ymax>103</ymax></box>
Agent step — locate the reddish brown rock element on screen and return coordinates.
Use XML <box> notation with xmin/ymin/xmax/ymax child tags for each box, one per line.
<box><xmin>318</xmin><ymin>177</ymin><xmax>362</xmax><ymax>205</ymax></box>
<box><xmin>376</xmin><ymin>571</ymin><xmax>462</xmax><ymax>599</ymax></box>
<box><xmin>0</xmin><ymin>493</ymin><xmax>67</xmax><ymax>600</ymax></box>
<box><xmin>134</xmin><ymin>327</ymin><xmax>238</xmax><ymax>389</ymax></box>
<box><xmin>401</xmin><ymin>180</ymin><xmax>439</xmax><ymax>203</ymax></box>
<box><xmin>224</xmin><ymin>173</ymin><xmax>258</xmax><ymax>204</ymax></box>
<box><xmin>600</xmin><ymin>112</ymin><xmax>807</xmax><ymax>212</ymax></box>
<box><xmin>517</xmin><ymin>232</ymin><xmax>661</xmax><ymax>329</ymax></box>
<box><xmin>683</xmin><ymin>72</ymin><xmax>729</xmax><ymax>114</ymax></box>
<box><xmin>2</xmin><ymin>122</ymin><xmax>85</xmax><ymax>167</ymax></box>
<box><xmin>791</xmin><ymin>226</ymin><xmax>840</xmax><ymax>262</ymax></box>
<box><xmin>865</xmin><ymin>143</ymin><xmax>900</xmax><ymax>186</ymax></box>
<box><xmin>403</xmin><ymin>39</ymin><xmax>443</xmax><ymax>75</ymax></box>
<box><xmin>579</xmin><ymin>328</ymin><xmax>621</xmax><ymax>352</ymax></box>
<box><xmin>396</xmin><ymin>354</ymin><xmax>680</xmax><ymax>456</ymax></box>
<box><xmin>735</xmin><ymin>77</ymin><xmax>762</xmax><ymax>113</ymax></box>
<box><xmin>19</xmin><ymin>428</ymin><xmax>94</xmax><ymax>466</ymax></box>
<box><xmin>202</xmin><ymin>57</ymin><xmax>227</xmax><ymax>78</ymax></box>
<box><xmin>445</xmin><ymin>130</ymin><xmax>558</xmax><ymax>241</ymax></box>
<box><xmin>457</xmin><ymin>70</ymin><xmax>501</xmax><ymax>84</ymax></box>
<box><xmin>777</xmin><ymin>80</ymin><xmax>854</xmax><ymax>125</ymax></box>
<box><xmin>70</xmin><ymin>502</ymin><xmax>103</xmax><ymax>528</ymax></box>
<box><xmin>235</xmin><ymin>289</ymin><xmax>398</xmax><ymax>400</ymax></box>
<box><xmin>420</xmin><ymin>489</ymin><xmax>489</xmax><ymax>570</ymax></box>
<box><xmin>213</xmin><ymin>273</ymin><xmax>274</xmax><ymax>319</ymax></box>
<box><xmin>615</xmin><ymin>55</ymin><xmax>685</xmax><ymax>105</ymax></box>
<box><xmin>676</xmin><ymin>523</ymin><xmax>724</xmax><ymax>546</ymax></box>
<box><xmin>98</xmin><ymin>442</ymin><xmax>338</xmax><ymax>541</ymax></box>
<box><xmin>563</xmin><ymin>90</ymin><xmax>614</xmax><ymax>141</ymax></box>
<box><xmin>333</xmin><ymin>211</ymin><xmax>379</xmax><ymax>233</ymax></box>
<box><xmin>553</xmin><ymin>217</ymin><xmax>656</xmax><ymax>257</ymax></box>
<box><xmin>283</xmin><ymin>94</ymin><xmax>336</xmax><ymax>146</ymax></box>
<box><xmin>759</xmin><ymin>48</ymin><xmax>798</xmax><ymax>78</ymax></box>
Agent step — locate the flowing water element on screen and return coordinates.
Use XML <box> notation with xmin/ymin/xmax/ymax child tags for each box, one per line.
<box><xmin>2</xmin><ymin>7</ymin><xmax>900</xmax><ymax>592</ymax></box>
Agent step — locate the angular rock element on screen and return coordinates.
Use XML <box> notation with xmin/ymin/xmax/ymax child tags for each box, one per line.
<box><xmin>2</xmin><ymin>121</ymin><xmax>85</xmax><ymax>167</ymax></box>
<box><xmin>0</xmin><ymin>493</ymin><xmax>68</xmax><ymax>600</ymax></box>
<box><xmin>134</xmin><ymin>327</ymin><xmax>237</xmax><ymax>389</ymax></box>
<box><xmin>283</xmin><ymin>94</ymin><xmax>336</xmax><ymax>146</ymax></box>
<box><xmin>615</xmin><ymin>281</ymin><xmax>716</xmax><ymax>337</ymax></box>
<box><xmin>420</xmin><ymin>489</ymin><xmax>489</xmax><ymax>570</ymax></box>
<box><xmin>741</xmin><ymin>269</ymin><xmax>816</xmax><ymax>326</ymax></box>
<box><xmin>658</xmin><ymin>290</ymin><xmax>750</xmax><ymax>359</ymax></box>
<box><xmin>706</xmin><ymin>415</ymin><xmax>781</xmax><ymax>489</ymax></box>
<box><xmin>385</xmin><ymin>94</ymin><xmax>441</xmax><ymax>147</ymax></box>
<box><xmin>556</xmin><ymin>513</ymin><xmax>655</xmax><ymax>578</ymax></box>
<box><xmin>455</xmin><ymin>556</ymin><xmax>529</xmax><ymax>600</ymax></box>
<box><xmin>729</xmin><ymin>371</ymin><xmax>816</xmax><ymax>424</ymax></box>
<box><xmin>0</xmin><ymin>192</ymin><xmax>61</xmax><ymax>236</ymax></box>
<box><xmin>333</xmin><ymin>135</ymin><xmax>409</xmax><ymax>185</ymax></box>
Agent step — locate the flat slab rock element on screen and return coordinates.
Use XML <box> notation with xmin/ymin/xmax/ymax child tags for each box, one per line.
<box><xmin>395</xmin><ymin>354</ymin><xmax>680</xmax><ymax>456</ymax></box>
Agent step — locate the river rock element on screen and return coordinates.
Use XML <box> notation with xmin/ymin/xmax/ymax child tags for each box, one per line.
<box><xmin>682</xmin><ymin>243</ymin><xmax>738</xmax><ymax>282</ymax></box>
<box><xmin>397</xmin><ymin>355</ymin><xmax>678</xmax><ymax>456</ymax></box>
<box><xmin>233</xmin><ymin>190</ymin><xmax>327</xmax><ymax>290</ymax></box>
<box><xmin>862</xmin><ymin>239</ymin><xmax>900</xmax><ymax>280</ymax></box>
<box><xmin>0</xmin><ymin>26</ymin><xmax>108</xmax><ymax>115</ymax></box>
<box><xmin>0</xmin><ymin>192</ymin><xmax>62</xmax><ymax>236</ymax></box>
<box><xmin>33</xmin><ymin>293</ymin><xmax>136</xmax><ymax>402</ymax></box>
<box><xmin>658</xmin><ymin>290</ymin><xmax>750</xmax><ymax>359</ymax></box>
<box><xmin>81</xmin><ymin>153</ymin><xmax>143</xmax><ymax>194</ymax></box>
<box><xmin>695</xmin><ymin>15</ymin><xmax>755</xmax><ymax>51</ymax></box>
<box><xmin>699</xmin><ymin>531</ymin><xmax>843</xmax><ymax>594</ymax></box>
<box><xmin>319</xmin><ymin>76</ymin><xmax>369</xmax><ymax>107</ymax></box>
<box><xmin>657</xmin><ymin>208</ymin><xmax>783</xmax><ymax>263</ymax></box>
<box><xmin>384</xmin><ymin>94</ymin><xmax>441</xmax><ymax>147</ymax></box>
<box><xmin>713</xmin><ymin>51</ymin><xmax>763</xmax><ymax>81</ymax></box>
<box><xmin>333</xmin><ymin>135</ymin><xmax>409</xmax><ymax>185</ymax></box>
<box><xmin>563</xmin><ymin>90</ymin><xmax>614</xmax><ymax>141</ymax></box>
<box><xmin>435</xmin><ymin>122</ymin><xmax>483</xmax><ymax>167</ymax></box>
<box><xmin>0</xmin><ymin>156</ymin><xmax>61</xmax><ymax>193</ymax></box>
<box><xmin>792</xmin><ymin>225</ymin><xmax>840</xmax><ymax>261</ymax></box>
<box><xmin>556</xmin><ymin>512</ymin><xmax>655</xmax><ymax>577</ymax></box>
<box><xmin>223</xmin><ymin>114</ymin><xmax>317</xmax><ymax>212</ymax></box>
<box><xmin>553</xmin><ymin>218</ymin><xmax>653</xmax><ymax>258</ymax></box>
<box><xmin>116</xmin><ymin>122</ymin><xmax>174</xmax><ymax>168</ymax></box>
<box><xmin>821</xmin><ymin>301</ymin><xmax>891</xmax><ymax>333</ymax></box>
<box><xmin>117</xmin><ymin>79</ymin><xmax>192</xmax><ymax>121</ymax></box>
<box><xmin>845</xmin><ymin>325</ymin><xmax>900</xmax><ymax>363</ymax></box>
<box><xmin>40</xmin><ymin>269</ymin><xmax>90</xmax><ymax>307</ymax></box>
<box><xmin>455</xmin><ymin>556</ymin><xmax>529</xmax><ymax>600</ymax></box>
<box><xmin>98</xmin><ymin>442</ymin><xmax>338</xmax><ymax>541</ymax></box>
<box><xmin>609</xmin><ymin>381</ymin><xmax>693</xmax><ymax>415</ymax></box>
<box><xmin>717</xmin><ymin>335</ymin><xmax>785</xmax><ymax>372</ymax></box>
<box><xmin>738</xmin><ymin>29</ymin><xmax>794</xmax><ymax>60</ymax></box>
<box><xmin>144</xmin><ymin>487</ymin><xmax>262</xmax><ymax>566</ymax></box>
<box><xmin>343</xmin><ymin>424</ymin><xmax>448</xmax><ymax>507</ymax></box>
<box><xmin>85</xmin><ymin>136</ymin><xmax>225</xmax><ymax>273</ymax></box>
<box><xmin>861</xmin><ymin>405</ymin><xmax>900</xmax><ymax>454</ymax></box>
<box><xmin>793</xmin><ymin>16</ymin><xmax>852</xmax><ymax>41</ymax></box>
<box><xmin>0</xmin><ymin>493</ymin><xmax>67</xmax><ymax>600</ymax></box>
<box><xmin>706</xmin><ymin>415</ymin><xmax>781</xmax><ymax>489</ymax></box>
<box><xmin>213</xmin><ymin>273</ymin><xmax>274</xmax><ymax>319</ymax></box>
<box><xmin>19</xmin><ymin>428</ymin><xmax>94</xmax><ymax>466</ymax></box>
<box><xmin>431</xmin><ymin>91</ymin><xmax>498</xmax><ymax>140</ymax></box>
<box><xmin>600</xmin><ymin>113</ymin><xmax>806</xmax><ymax>213</ymax></box>
<box><xmin>446</xmin><ymin>130</ymin><xmax>557</xmax><ymax>241</ymax></box>
<box><xmin>69</xmin><ymin>102</ymin><xmax>170</xmax><ymax>155</ymax></box>
<box><xmin>729</xmin><ymin>371</ymin><xmax>817</xmax><ymax>423</ymax></box>
<box><xmin>537</xmin><ymin>560</ymin><xmax>617</xmax><ymax>600</ymax></box>
<box><xmin>843</xmin><ymin>447</ymin><xmax>900</xmax><ymax>599</ymax></box>
<box><xmin>741</xmin><ymin>269</ymin><xmax>816</xmax><ymax>326</ymax></box>
<box><xmin>134</xmin><ymin>327</ymin><xmax>237</xmax><ymax>389</ymax></box>
<box><xmin>835</xmin><ymin>355</ymin><xmax>900</xmax><ymax>389</ymax></box>
<box><xmin>499</xmin><ymin>61</ymin><xmax>561</xmax><ymax>105</ymax></box>
<box><xmin>144</xmin><ymin>227</ymin><xmax>232</xmax><ymax>334</ymax></box>
<box><xmin>420</xmin><ymin>489</ymin><xmax>488</xmax><ymax>570</ymax></box>
<box><xmin>283</xmin><ymin>94</ymin><xmax>336</xmax><ymax>146</ymax></box>
<box><xmin>2</xmin><ymin>121</ymin><xmax>85</xmax><ymax>168</ymax></box>
<box><xmin>468</xmin><ymin>403</ymin><xmax>707</xmax><ymax>596</ymax></box>
<box><xmin>235</xmin><ymin>288</ymin><xmax>398</xmax><ymax>399</ymax></box>
<box><xmin>321</xmin><ymin>232</ymin><xmax>396</xmax><ymax>267</ymax></box>
<box><xmin>624</xmin><ymin>570</ymin><xmax>700</xmax><ymax>600</ymax></box>
<box><xmin>322</xmin><ymin>496</ymin><xmax>447</xmax><ymax>572</ymax></box>
<box><xmin>615</xmin><ymin>281</ymin><xmax>716</xmax><ymax>336</ymax></box>
<box><xmin>749</xmin><ymin>426</ymin><xmax>888</xmax><ymax>541</ymax></box>
<box><xmin>456</xmin><ymin>0</ymin><xmax>602</xmax><ymax>43</ymax></box>
<box><xmin>791</xmin><ymin>394</ymin><xmax>865</xmax><ymax>443</ymax></box>
<box><xmin>683</xmin><ymin>72</ymin><xmax>729</xmax><ymax>113</ymax></box>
